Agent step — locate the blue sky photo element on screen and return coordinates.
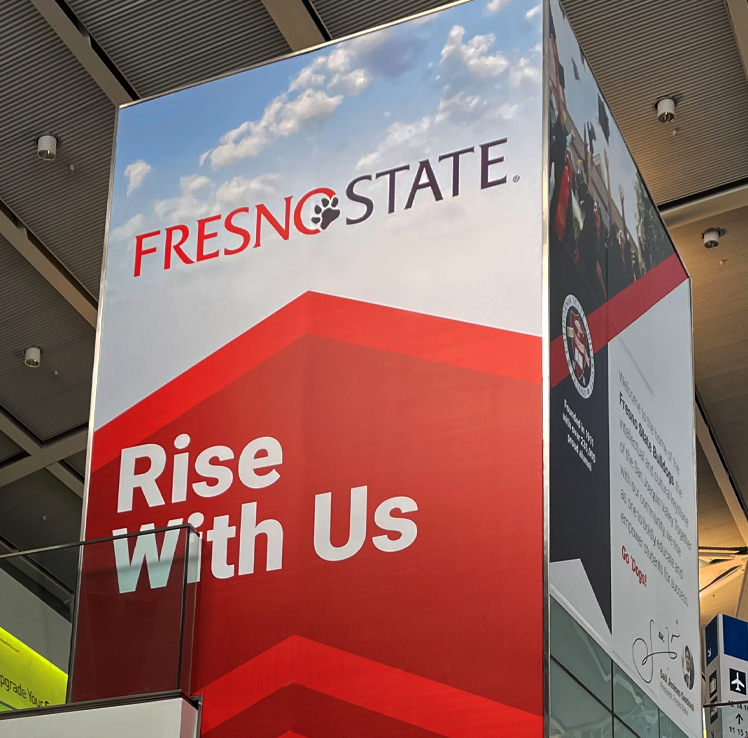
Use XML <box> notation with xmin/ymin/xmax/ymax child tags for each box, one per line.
<box><xmin>96</xmin><ymin>0</ymin><xmax>544</xmax><ymax>426</ymax></box>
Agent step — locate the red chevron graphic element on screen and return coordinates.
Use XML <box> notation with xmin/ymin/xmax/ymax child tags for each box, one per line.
<box><xmin>91</xmin><ymin>291</ymin><xmax>540</xmax><ymax>473</ymax></box>
<box><xmin>216</xmin><ymin>686</ymin><xmax>451</xmax><ymax>738</ymax></box>
<box><xmin>199</xmin><ymin>636</ymin><xmax>541</xmax><ymax>737</ymax></box>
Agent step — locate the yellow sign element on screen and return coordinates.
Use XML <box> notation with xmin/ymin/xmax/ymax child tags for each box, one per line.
<box><xmin>0</xmin><ymin>625</ymin><xmax>67</xmax><ymax>710</ymax></box>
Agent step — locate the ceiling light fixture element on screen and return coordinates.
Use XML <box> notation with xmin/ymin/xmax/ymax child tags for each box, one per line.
<box><xmin>36</xmin><ymin>134</ymin><xmax>58</xmax><ymax>161</ymax></box>
<box><xmin>24</xmin><ymin>347</ymin><xmax>41</xmax><ymax>368</ymax></box>
<box><xmin>703</xmin><ymin>228</ymin><xmax>726</xmax><ymax>249</ymax></box>
<box><xmin>655</xmin><ymin>96</ymin><xmax>676</xmax><ymax>123</ymax></box>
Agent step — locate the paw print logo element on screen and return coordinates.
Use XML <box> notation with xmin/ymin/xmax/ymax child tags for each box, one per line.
<box><xmin>311</xmin><ymin>196</ymin><xmax>340</xmax><ymax>230</ymax></box>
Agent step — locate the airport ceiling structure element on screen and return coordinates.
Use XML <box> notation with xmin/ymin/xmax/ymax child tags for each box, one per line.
<box><xmin>0</xmin><ymin>0</ymin><xmax>747</xmax><ymax>623</ymax></box>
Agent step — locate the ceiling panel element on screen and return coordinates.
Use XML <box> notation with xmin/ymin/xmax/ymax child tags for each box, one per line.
<box><xmin>67</xmin><ymin>0</ymin><xmax>291</xmax><ymax>99</ymax></box>
<box><xmin>0</xmin><ymin>468</ymin><xmax>82</xmax><ymax>551</ymax></box>
<box><xmin>669</xmin><ymin>207</ymin><xmax>748</xmax><ymax>507</ymax></box>
<box><xmin>0</xmin><ymin>432</ymin><xmax>22</xmax><ymax>465</ymax></box>
<box><xmin>0</xmin><ymin>234</ymin><xmax>94</xmax><ymax>442</ymax></box>
<box><xmin>0</xmin><ymin>0</ymin><xmax>116</xmax><ymax>297</ymax></box>
<box><xmin>563</xmin><ymin>0</ymin><xmax>748</xmax><ymax>205</ymax></box>
<box><xmin>312</xmin><ymin>0</ymin><xmax>453</xmax><ymax>38</ymax></box>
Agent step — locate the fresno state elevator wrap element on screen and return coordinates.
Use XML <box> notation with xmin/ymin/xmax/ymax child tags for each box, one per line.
<box><xmin>547</xmin><ymin>0</ymin><xmax>699</xmax><ymax>736</ymax></box>
<box><xmin>78</xmin><ymin>2</ymin><xmax>545</xmax><ymax>737</ymax></box>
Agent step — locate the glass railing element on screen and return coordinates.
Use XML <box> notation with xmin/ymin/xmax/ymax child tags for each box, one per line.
<box><xmin>0</xmin><ymin>525</ymin><xmax>197</xmax><ymax>713</ymax></box>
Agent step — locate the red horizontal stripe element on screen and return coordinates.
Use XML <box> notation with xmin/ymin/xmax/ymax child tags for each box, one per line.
<box><xmin>550</xmin><ymin>253</ymin><xmax>687</xmax><ymax>387</ymax></box>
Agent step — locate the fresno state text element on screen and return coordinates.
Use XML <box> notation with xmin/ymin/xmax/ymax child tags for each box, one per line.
<box><xmin>132</xmin><ymin>138</ymin><xmax>508</xmax><ymax>277</ymax></box>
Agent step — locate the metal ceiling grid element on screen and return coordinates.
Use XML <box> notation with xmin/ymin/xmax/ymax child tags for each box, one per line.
<box><xmin>0</xmin><ymin>0</ymin><xmax>115</xmax><ymax>297</ymax></box>
<box><xmin>0</xmin><ymin>434</ymin><xmax>22</xmax><ymax>465</ymax></box>
<box><xmin>0</xmin><ymin>468</ymin><xmax>81</xmax><ymax>549</ymax></box>
<box><xmin>0</xmin><ymin>234</ymin><xmax>94</xmax><ymax>442</ymax></box>
<box><xmin>66</xmin><ymin>0</ymin><xmax>291</xmax><ymax>98</ymax></box>
<box><xmin>670</xmin><ymin>206</ymin><xmax>748</xmax><ymax>508</ymax></box>
<box><xmin>562</xmin><ymin>0</ymin><xmax>748</xmax><ymax>205</ymax></box>
<box><xmin>311</xmin><ymin>0</ymin><xmax>453</xmax><ymax>38</ymax></box>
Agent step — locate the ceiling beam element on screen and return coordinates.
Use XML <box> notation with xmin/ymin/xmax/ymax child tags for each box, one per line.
<box><xmin>29</xmin><ymin>0</ymin><xmax>135</xmax><ymax>106</ymax></box>
<box><xmin>737</xmin><ymin>568</ymin><xmax>748</xmax><ymax>620</ymax></box>
<box><xmin>700</xmin><ymin>556</ymin><xmax>748</xmax><ymax>581</ymax></box>
<box><xmin>695</xmin><ymin>396</ymin><xmax>748</xmax><ymax>545</ymax></box>
<box><xmin>660</xmin><ymin>180</ymin><xmax>748</xmax><ymax>229</ymax></box>
<box><xmin>260</xmin><ymin>0</ymin><xmax>328</xmax><ymax>51</ymax></box>
<box><xmin>0</xmin><ymin>407</ymin><xmax>85</xmax><ymax>498</ymax></box>
<box><xmin>0</xmin><ymin>426</ymin><xmax>87</xmax><ymax>489</ymax></box>
<box><xmin>725</xmin><ymin>0</ymin><xmax>748</xmax><ymax>83</ymax></box>
<box><xmin>47</xmin><ymin>461</ymin><xmax>84</xmax><ymax>496</ymax></box>
<box><xmin>699</xmin><ymin>546</ymin><xmax>747</xmax><ymax>558</ymax></box>
<box><xmin>700</xmin><ymin>563</ymin><xmax>745</xmax><ymax>598</ymax></box>
<box><xmin>0</xmin><ymin>202</ymin><xmax>97</xmax><ymax>327</ymax></box>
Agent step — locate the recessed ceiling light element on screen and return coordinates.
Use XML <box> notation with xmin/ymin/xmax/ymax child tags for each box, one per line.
<box><xmin>36</xmin><ymin>135</ymin><xmax>58</xmax><ymax>161</ymax></box>
<box><xmin>703</xmin><ymin>228</ymin><xmax>726</xmax><ymax>249</ymax></box>
<box><xmin>24</xmin><ymin>347</ymin><xmax>41</xmax><ymax>368</ymax></box>
<box><xmin>655</xmin><ymin>97</ymin><xmax>676</xmax><ymax>123</ymax></box>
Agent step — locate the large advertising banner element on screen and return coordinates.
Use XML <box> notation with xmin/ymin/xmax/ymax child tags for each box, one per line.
<box><xmin>79</xmin><ymin>2</ymin><xmax>545</xmax><ymax>737</ymax></box>
<box><xmin>547</xmin><ymin>0</ymin><xmax>700</xmax><ymax>735</ymax></box>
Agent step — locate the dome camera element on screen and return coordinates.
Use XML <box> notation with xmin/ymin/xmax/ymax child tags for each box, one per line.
<box><xmin>37</xmin><ymin>134</ymin><xmax>58</xmax><ymax>161</ymax></box>
<box><xmin>702</xmin><ymin>228</ymin><xmax>725</xmax><ymax>249</ymax></box>
<box><xmin>655</xmin><ymin>97</ymin><xmax>676</xmax><ymax>123</ymax></box>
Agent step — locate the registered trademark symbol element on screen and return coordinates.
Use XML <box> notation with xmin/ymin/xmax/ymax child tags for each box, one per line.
<box><xmin>513</xmin><ymin>175</ymin><xmax>520</xmax><ymax>183</ymax></box>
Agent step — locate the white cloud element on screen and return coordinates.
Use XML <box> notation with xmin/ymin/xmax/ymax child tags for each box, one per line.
<box><xmin>204</xmin><ymin>89</ymin><xmax>343</xmax><ymax>168</ymax></box>
<box><xmin>525</xmin><ymin>4</ymin><xmax>541</xmax><ymax>20</ymax></box>
<box><xmin>326</xmin><ymin>45</ymin><xmax>354</xmax><ymax>74</ymax></box>
<box><xmin>152</xmin><ymin>172</ymin><xmax>282</xmax><ymax>223</ymax></box>
<box><xmin>277</xmin><ymin>89</ymin><xmax>343</xmax><ymax>136</ymax></box>
<box><xmin>154</xmin><ymin>174</ymin><xmax>217</xmax><ymax>222</ymax></box>
<box><xmin>329</xmin><ymin>69</ymin><xmax>372</xmax><ymax>95</ymax></box>
<box><xmin>356</xmin><ymin>114</ymin><xmax>436</xmax><ymax>171</ymax></box>
<box><xmin>437</xmin><ymin>92</ymin><xmax>483</xmax><ymax>118</ymax></box>
<box><xmin>440</xmin><ymin>25</ymin><xmax>509</xmax><ymax>78</ymax></box>
<box><xmin>215</xmin><ymin>174</ymin><xmax>280</xmax><ymax>209</ymax></box>
<box><xmin>347</xmin><ymin>28</ymin><xmax>392</xmax><ymax>55</ymax></box>
<box><xmin>186</xmin><ymin>175</ymin><xmax>211</xmax><ymax>192</ymax></box>
<box><xmin>497</xmin><ymin>102</ymin><xmax>519</xmax><ymax>119</ymax></box>
<box><xmin>110</xmin><ymin>214</ymin><xmax>144</xmax><ymax>242</ymax></box>
<box><xmin>289</xmin><ymin>57</ymin><xmax>327</xmax><ymax>91</ymax></box>
<box><xmin>509</xmin><ymin>56</ymin><xmax>542</xmax><ymax>86</ymax></box>
<box><xmin>486</xmin><ymin>0</ymin><xmax>512</xmax><ymax>14</ymax></box>
<box><xmin>125</xmin><ymin>160</ymin><xmax>152</xmax><ymax>195</ymax></box>
<box><xmin>203</xmin><ymin>41</ymin><xmax>380</xmax><ymax>170</ymax></box>
<box><xmin>358</xmin><ymin>20</ymin><xmax>534</xmax><ymax>173</ymax></box>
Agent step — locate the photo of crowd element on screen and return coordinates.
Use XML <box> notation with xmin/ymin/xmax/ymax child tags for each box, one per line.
<box><xmin>548</xmin><ymin>0</ymin><xmax>675</xmax><ymax>311</ymax></box>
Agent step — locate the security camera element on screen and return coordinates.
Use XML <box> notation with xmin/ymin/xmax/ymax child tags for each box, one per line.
<box><xmin>702</xmin><ymin>228</ymin><xmax>725</xmax><ymax>249</ymax></box>
<box><xmin>24</xmin><ymin>347</ymin><xmax>41</xmax><ymax>368</ymax></box>
<box><xmin>37</xmin><ymin>134</ymin><xmax>58</xmax><ymax>161</ymax></box>
<box><xmin>656</xmin><ymin>97</ymin><xmax>676</xmax><ymax>123</ymax></box>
